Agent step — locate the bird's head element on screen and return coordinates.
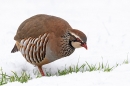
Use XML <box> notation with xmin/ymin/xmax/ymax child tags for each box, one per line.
<box><xmin>69</xmin><ymin>29</ymin><xmax>88</xmax><ymax>50</ymax></box>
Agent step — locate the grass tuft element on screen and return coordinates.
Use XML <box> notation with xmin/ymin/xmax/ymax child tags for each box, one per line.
<box><xmin>57</xmin><ymin>61</ymin><xmax>114</xmax><ymax>76</ymax></box>
<box><xmin>0</xmin><ymin>68</ymin><xmax>32</xmax><ymax>85</ymax></box>
<box><xmin>123</xmin><ymin>57</ymin><xmax>129</xmax><ymax>64</ymax></box>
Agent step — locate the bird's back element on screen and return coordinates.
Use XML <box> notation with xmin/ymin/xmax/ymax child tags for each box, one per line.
<box><xmin>14</xmin><ymin>14</ymin><xmax>72</xmax><ymax>42</ymax></box>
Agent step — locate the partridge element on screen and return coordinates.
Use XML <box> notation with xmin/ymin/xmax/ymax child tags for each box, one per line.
<box><xmin>11</xmin><ymin>14</ymin><xmax>87</xmax><ymax>76</ymax></box>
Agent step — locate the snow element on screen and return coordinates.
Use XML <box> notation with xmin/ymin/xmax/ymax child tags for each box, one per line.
<box><xmin>0</xmin><ymin>0</ymin><xmax>130</xmax><ymax>86</ymax></box>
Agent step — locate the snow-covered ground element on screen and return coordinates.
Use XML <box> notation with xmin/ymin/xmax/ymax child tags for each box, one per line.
<box><xmin>0</xmin><ymin>0</ymin><xmax>130</xmax><ymax>85</ymax></box>
<box><xmin>4</xmin><ymin>64</ymin><xmax>130</xmax><ymax>86</ymax></box>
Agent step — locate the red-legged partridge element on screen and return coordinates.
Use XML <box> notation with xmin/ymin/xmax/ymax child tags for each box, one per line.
<box><xmin>11</xmin><ymin>14</ymin><xmax>87</xmax><ymax>76</ymax></box>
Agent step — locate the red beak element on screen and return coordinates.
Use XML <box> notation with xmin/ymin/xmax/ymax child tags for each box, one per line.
<box><xmin>81</xmin><ymin>43</ymin><xmax>88</xmax><ymax>50</ymax></box>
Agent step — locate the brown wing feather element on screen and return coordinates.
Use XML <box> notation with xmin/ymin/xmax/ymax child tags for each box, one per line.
<box><xmin>14</xmin><ymin>14</ymin><xmax>72</xmax><ymax>42</ymax></box>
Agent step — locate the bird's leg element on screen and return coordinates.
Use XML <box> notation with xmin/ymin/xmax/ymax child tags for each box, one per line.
<box><xmin>38</xmin><ymin>66</ymin><xmax>45</xmax><ymax>76</ymax></box>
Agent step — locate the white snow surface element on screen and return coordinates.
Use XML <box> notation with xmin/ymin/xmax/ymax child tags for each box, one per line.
<box><xmin>0</xmin><ymin>0</ymin><xmax>130</xmax><ymax>86</ymax></box>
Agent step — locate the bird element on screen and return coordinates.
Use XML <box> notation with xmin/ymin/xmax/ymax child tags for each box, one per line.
<box><xmin>11</xmin><ymin>14</ymin><xmax>87</xmax><ymax>76</ymax></box>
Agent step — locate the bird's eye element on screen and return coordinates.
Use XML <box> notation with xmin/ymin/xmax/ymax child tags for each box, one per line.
<box><xmin>76</xmin><ymin>38</ymin><xmax>82</xmax><ymax>43</ymax></box>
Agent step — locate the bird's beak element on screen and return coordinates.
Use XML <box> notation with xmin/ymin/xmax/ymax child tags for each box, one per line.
<box><xmin>81</xmin><ymin>43</ymin><xmax>88</xmax><ymax>50</ymax></box>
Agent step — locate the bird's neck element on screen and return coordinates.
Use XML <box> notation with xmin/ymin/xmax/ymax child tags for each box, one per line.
<box><xmin>59</xmin><ymin>32</ymin><xmax>75</xmax><ymax>57</ymax></box>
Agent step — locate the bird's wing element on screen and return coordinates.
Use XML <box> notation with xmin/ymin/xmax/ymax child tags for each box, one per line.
<box><xmin>14</xmin><ymin>14</ymin><xmax>72</xmax><ymax>42</ymax></box>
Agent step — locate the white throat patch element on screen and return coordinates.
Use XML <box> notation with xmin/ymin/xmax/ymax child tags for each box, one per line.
<box><xmin>71</xmin><ymin>42</ymin><xmax>82</xmax><ymax>48</ymax></box>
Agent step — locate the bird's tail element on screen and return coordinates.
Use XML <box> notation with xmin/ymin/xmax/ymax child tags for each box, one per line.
<box><xmin>11</xmin><ymin>44</ymin><xmax>19</xmax><ymax>53</ymax></box>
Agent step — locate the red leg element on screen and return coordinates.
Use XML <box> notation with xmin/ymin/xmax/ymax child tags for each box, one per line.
<box><xmin>38</xmin><ymin>66</ymin><xmax>45</xmax><ymax>76</ymax></box>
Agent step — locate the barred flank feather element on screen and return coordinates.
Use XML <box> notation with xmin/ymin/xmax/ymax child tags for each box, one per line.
<box><xmin>19</xmin><ymin>33</ymin><xmax>49</xmax><ymax>64</ymax></box>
